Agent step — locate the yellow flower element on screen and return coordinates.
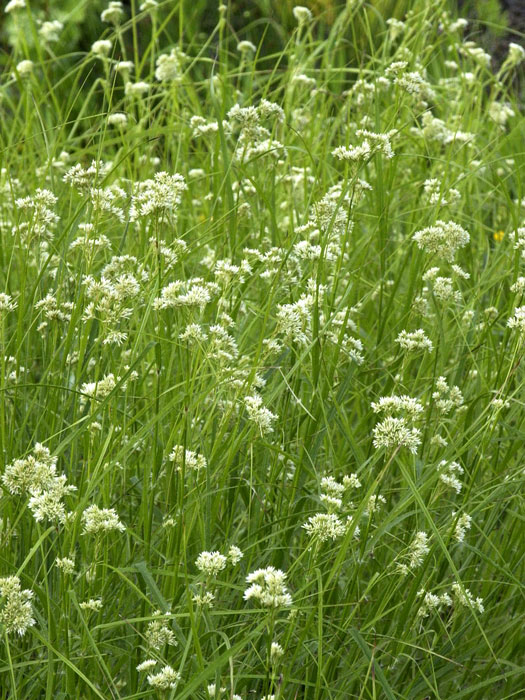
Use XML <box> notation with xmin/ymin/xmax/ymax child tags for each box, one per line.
<box><xmin>494</xmin><ymin>230</ymin><xmax>505</xmax><ymax>242</ymax></box>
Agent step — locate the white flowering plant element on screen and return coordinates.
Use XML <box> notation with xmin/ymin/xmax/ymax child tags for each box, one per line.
<box><xmin>0</xmin><ymin>1</ymin><xmax>523</xmax><ymax>698</ymax></box>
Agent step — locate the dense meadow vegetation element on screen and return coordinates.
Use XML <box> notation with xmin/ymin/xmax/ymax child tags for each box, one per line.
<box><xmin>0</xmin><ymin>0</ymin><xmax>524</xmax><ymax>698</ymax></box>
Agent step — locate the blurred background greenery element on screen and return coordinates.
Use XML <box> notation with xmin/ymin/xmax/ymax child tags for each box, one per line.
<box><xmin>0</xmin><ymin>0</ymin><xmax>521</xmax><ymax>56</ymax></box>
<box><xmin>0</xmin><ymin>0</ymin><xmax>522</xmax><ymax>108</ymax></box>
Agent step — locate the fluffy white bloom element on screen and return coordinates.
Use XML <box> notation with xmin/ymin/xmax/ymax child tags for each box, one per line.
<box><xmin>363</xmin><ymin>494</ymin><xmax>386</xmax><ymax>517</ymax></box>
<box><xmin>5</xmin><ymin>0</ymin><xmax>26</xmax><ymax>12</ymax></box>
<box><xmin>438</xmin><ymin>460</ymin><xmax>463</xmax><ymax>493</ymax></box>
<box><xmin>155</xmin><ymin>48</ymin><xmax>185</xmax><ymax>81</ymax></box>
<box><xmin>432</xmin><ymin>376</ymin><xmax>464</xmax><ymax>413</ymax></box>
<box><xmin>417</xmin><ymin>589</ymin><xmax>452</xmax><ymax>618</ymax></box>
<box><xmin>372</xmin><ymin>416</ymin><xmax>421</xmax><ymax>453</ymax></box>
<box><xmin>395</xmin><ymin>71</ymin><xmax>435</xmax><ymax>101</ymax></box>
<box><xmin>396</xmin><ymin>329</ymin><xmax>433</xmax><ymax>352</ymax></box>
<box><xmin>371</xmin><ymin>395</ymin><xmax>424</xmax><ymax>418</ymax></box>
<box><xmin>130</xmin><ymin>172</ymin><xmax>186</xmax><ymax>220</ymax></box>
<box><xmin>0</xmin><ymin>293</ymin><xmax>17</xmax><ymax>314</ymax></box>
<box><xmin>507</xmin><ymin>306</ymin><xmax>525</xmax><ymax>336</ymax></box>
<box><xmin>195</xmin><ymin>551</ymin><xmax>227</xmax><ymax>576</ymax></box>
<box><xmin>154</xmin><ymin>279</ymin><xmax>218</xmax><ymax>310</ymax></box>
<box><xmin>244</xmin><ymin>393</ymin><xmax>277</xmax><ymax>435</ymax></box>
<box><xmin>506</xmin><ymin>42</ymin><xmax>525</xmax><ymax>67</ymax></box>
<box><xmin>244</xmin><ymin>567</ymin><xmax>292</xmax><ymax>607</ymax></box>
<box><xmin>333</xmin><ymin>130</ymin><xmax>394</xmax><ymax>161</ymax></box>
<box><xmin>101</xmin><ymin>1</ymin><xmax>124</xmax><ymax>24</ymax></box>
<box><xmin>303</xmin><ymin>513</ymin><xmax>347</xmax><ymax>542</ymax></box>
<box><xmin>2</xmin><ymin>443</ymin><xmax>57</xmax><ymax>495</ymax></box>
<box><xmin>82</xmin><ymin>505</ymin><xmax>125</xmax><ymax>535</ymax></box>
<box><xmin>293</xmin><ymin>6</ymin><xmax>313</xmax><ymax>23</ymax></box>
<box><xmin>108</xmin><ymin>112</ymin><xmax>128</xmax><ymax>127</ymax></box>
<box><xmin>397</xmin><ymin>532</ymin><xmax>430</xmax><ymax>575</ymax></box>
<box><xmin>454</xmin><ymin>512</ymin><xmax>472</xmax><ymax>542</ymax></box>
<box><xmin>125</xmin><ymin>81</ymin><xmax>150</xmax><ymax>97</ymax></box>
<box><xmin>145</xmin><ymin>611</ymin><xmax>177</xmax><ymax>649</ymax></box>
<box><xmin>79</xmin><ymin>598</ymin><xmax>103</xmax><ymax>612</ymax></box>
<box><xmin>452</xmin><ymin>583</ymin><xmax>484</xmax><ymax>613</ymax></box>
<box><xmin>270</xmin><ymin>641</ymin><xmax>284</xmax><ymax>663</ymax></box>
<box><xmin>192</xmin><ymin>591</ymin><xmax>215</xmax><ymax>607</ymax></box>
<box><xmin>137</xmin><ymin>659</ymin><xmax>157</xmax><ymax>672</ymax></box>
<box><xmin>147</xmin><ymin>665</ymin><xmax>180</xmax><ymax>690</ymax></box>
<box><xmin>413</xmin><ymin>220</ymin><xmax>470</xmax><ymax>260</ymax></box>
<box><xmin>489</xmin><ymin>101</ymin><xmax>515</xmax><ymax>126</ymax></box>
<box><xmin>115</xmin><ymin>60</ymin><xmax>135</xmax><ymax>74</ymax></box>
<box><xmin>0</xmin><ymin>576</ymin><xmax>35</xmax><ymax>636</ymax></box>
<box><xmin>169</xmin><ymin>445</ymin><xmax>207</xmax><ymax>471</ymax></box>
<box><xmin>38</xmin><ymin>20</ymin><xmax>63</xmax><ymax>43</ymax></box>
<box><xmin>15</xmin><ymin>60</ymin><xmax>34</xmax><ymax>77</ymax></box>
<box><xmin>228</xmin><ymin>546</ymin><xmax>244</xmax><ymax>565</ymax></box>
<box><xmin>28</xmin><ymin>475</ymin><xmax>76</xmax><ymax>524</ymax></box>
<box><xmin>80</xmin><ymin>373</ymin><xmax>117</xmax><ymax>403</ymax></box>
<box><xmin>91</xmin><ymin>40</ymin><xmax>112</xmax><ymax>57</ymax></box>
<box><xmin>510</xmin><ymin>277</ymin><xmax>525</xmax><ymax>294</ymax></box>
<box><xmin>55</xmin><ymin>557</ymin><xmax>75</xmax><ymax>575</ymax></box>
<box><xmin>237</xmin><ymin>40</ymin><xmax>257</xmax><ymax>53</ymax></box>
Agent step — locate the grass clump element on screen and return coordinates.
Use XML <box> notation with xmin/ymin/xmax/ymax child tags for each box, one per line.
<box><xmin>0</xmin><ymin>1</ymin><xmax>524</xmax><ymax>698</ymax></box>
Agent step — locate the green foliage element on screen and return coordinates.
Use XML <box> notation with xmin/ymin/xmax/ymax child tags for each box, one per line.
<box><xmin>0</xmin><ymin>1</ymin><xmax>524</xmax><ymax>698</ymax></box>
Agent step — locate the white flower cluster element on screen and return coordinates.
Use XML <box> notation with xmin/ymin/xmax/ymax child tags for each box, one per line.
<box><xmin>15</xmin><ymin>188</ymin><xmax>60</xmax><ymax>241</ymax></box>
<box><xmin>2</xmin><ymin>444</ymin><xmax>76</xmax><ymax>524</ymax></box>
<box><xmin>38</xmin><ymin>20</ymin><xmax>63</xmax><ymax>43</ymax></box>
<box><xmin>363</xmin><ymin>494</ymin><xmax>386</xmax><ymax>517</ymax></box>
<box><xmin>129</xmin><ymin>172</ymin><xmax>187</xmax><ymax>220</ymax></box>
<box><xmin>145</xmin><ymin>610</ymin><xmax>177</xmax><ymax>649</ymax></box>
<box><xmin>0</xmin><ymin>576</ymin><xmax>35</xmax><ymax>636</ymax></box>
<box><xmin>169</xmin><ymin>445</ymin><xmax>207</xmax><ymax>472</ymax></box>
<box><xmin>371</xmin><ymin>395</ymin><xmax>424</xmax><ymax>419</ymax></box>
<box><xmin>507</xmin><ymin>306</ymin><xmax>525</xmax><ymax>336</ymax></box>
<box><xmin>146</xmin><ymin>665</ymin><xmax>181</xmax><ymax>690</ymax></box>
<box><xmin>154</xmin><ymin>278</ymin><xmax>219</xmax><ymax>310</ymax></box>
<box><xmin>81</xmin><ymin>505</ymin><xmax>125</xmax><ymax>535</ymax></box>
<box><xmin>332</xmin><ymin>130</ymin><xmax>395</xmax><ymax>162</ymax></box>
<box><xmin>451</xmin><ymin>582</ymin><xmax>484</xmax><ymax>613</ymax></box>
<box><xmin>302</xmin><ymin>513</ymin><xmax>347</xmax><ymax>542</ymax></box>
<box><xmin>0</xmin><ymin>293</ymin><xmax>17</xmax><ymax>315</ymax></box>
<box><xmin>397</xmin><ymin>531</ymin><xmax>430</xmax><ymax>575</ymax></box>
<box><xmin>432</xmin><ymin>376</ymin><xmax>464</xmax><ymax>414</ymax></box>
<box><xmin>423</xmin><ymin>178</ymin><xmax>460</xmax><ymax>207</ymax></box>
<box><xmin>244</xmin><ymin>567</ymin><xmax>292</xmax><ymax>607</ymax></box>
<box><xmin>413</xmin><ymin>220</ymin><xmax>470</xmax><ymax>260</ymax></box>
<box><xmin>155</xmin><ymin>47</ymin><xmax>186</xmax><ymax>82</ymax></box>
<box><xmin>195</xmin><ymin>551</ymin><xmax>227</xmax><ymax>577</ymax></box>
<box><xmin>101</xmin><ymin>1</ymin><xmax>124</xmax><ymax>24</ymax></box>
<box><xmin>419</xmin><ymin>112</ymin><xmax>475</xmax><ymax>146</ymax></box>
<box><xmin>454</xmin><ymin>512</ymin><xmax>472</xmax><ymax>542</ymax></box>
<box><xmin>320</xmin><ymin>474</ymin><xmax>361</xmax><ymax>511</ymax></box>
<box><xmin>226</xmin><ymin>100</ymin><xmax>285</xmax><ymax>163</ymax></box>
<box><xmin>5</xmin><ymin>0</ymin><xmax>26</xmax><ymax>13</ymax></box>
<box><xmin>372</xmin><ymin>416</ymin><xmax>421</xmax><ymax>454</ymax></box>
<box><xmin>396</xmin><ymin>328</ymin><xmax>433</xmax><ymax>353</ymax></box>
<box><xmin>63</xmin><ymin>159</ymin><xmax>113</xmax><ymax>193</ymax></box>
<box><xmin>244</xmin><ymin>393</ymin><xmax>277</xmax><ymax>435</ymax></box>
<box><xmin>438</xmin><ymin>460</ymin><xmax>464</xmax><ymax>493</ymax></box>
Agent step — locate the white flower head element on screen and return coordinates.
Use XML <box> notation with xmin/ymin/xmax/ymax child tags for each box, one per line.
<box><xmin>5</xmin><ymin>0</ymin><xmax>26</xmax><ymax>13</ymax></box>
<box><xmin>195</xmin><ymin>551</ymin><xmax>227</xmax><ymax>577</ymax></box>
<box><xmin>244</xmin><ymin>566</ymin><xmax>292</xmax><ymax>607</ymax></box>
<box><xmin>237</xmin><ymin>40</ymin><xmax>257</xmax><ymax>54</ymax></box>
<box><xmin>0</xmin><ymin>576</ymin><xmax>35</xmax><ymax>636</ymax></box>
<box><xmin>82</xmin><ymin>505</ymin><xmax>125</xmax><ymax>535</ymax></box>
<box><xmin>293</xmin><ymin>6</ymin><xmax>313</xmax><ymax>24</ymax></box>
<box><xmin>91</xmin><ymin>40</ymin><xmax>112</xmax><ymax>57</ymax></box>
